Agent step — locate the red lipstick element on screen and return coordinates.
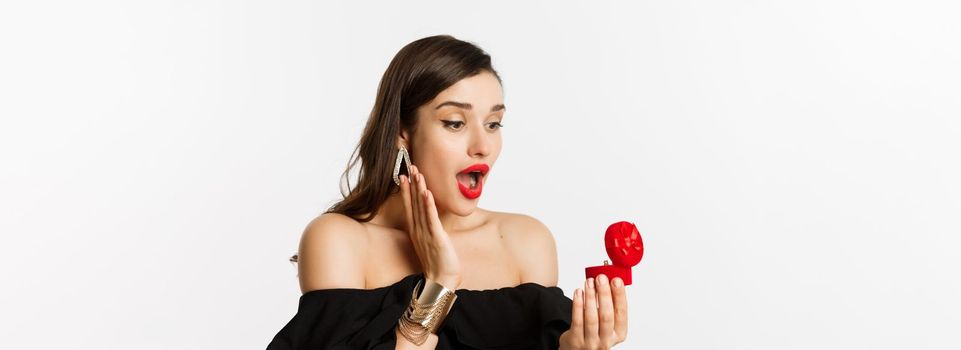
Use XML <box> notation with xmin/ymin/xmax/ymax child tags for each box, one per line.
<box><xmin>456</xmin><ymin>163</ymin><xmax>489</xmax><ymax>199</ymax></box>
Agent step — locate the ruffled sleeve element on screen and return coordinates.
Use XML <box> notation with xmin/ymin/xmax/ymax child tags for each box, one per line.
<box><xmin>443</xmin><ymin>280</ymin><xmax>573</xmax><ymax>349</ymax></box>
<box><xmin>266</xmin><ymin>273</ymin><xmax>572</xmax><ymax>350</ymax></box>
<box><xmin>266</xmin><ymin>274</ymin><xmax>417</xmax><ymax>350</ymax></box>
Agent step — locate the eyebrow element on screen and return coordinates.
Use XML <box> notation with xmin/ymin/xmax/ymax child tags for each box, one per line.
<box><xmin>434</xmin><ymin>101</ymin><xmax>506</xmax><ymax>113</ymax></box>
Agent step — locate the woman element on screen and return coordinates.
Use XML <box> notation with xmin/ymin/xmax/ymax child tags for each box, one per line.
<box><xmin>267</xmin><ymin>34</ymin><xmax>629</xmax><ymax>349</ymax></box>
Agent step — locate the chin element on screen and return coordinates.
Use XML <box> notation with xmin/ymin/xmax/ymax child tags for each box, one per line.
<box><xmin>438</xmin><ymin>195</ymin><xmax>478</xmax><ymax>217</ymax></box>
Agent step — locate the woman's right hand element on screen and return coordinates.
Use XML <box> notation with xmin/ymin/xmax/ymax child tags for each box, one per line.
<box><xmin>559</xmin><ymin>274</ymin><xmax>629</xmax><ymax>349</ymax></box>
<box><xmin>399</xmin><ymin>165</ymin><xmax>462</xmax><ymax>290</ymax></box>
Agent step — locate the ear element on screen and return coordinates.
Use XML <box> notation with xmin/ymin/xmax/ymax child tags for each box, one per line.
<box><xmin>398</xmin><ymin>129</ymin><xmax>411</xmax><ymax>149</ymax></box>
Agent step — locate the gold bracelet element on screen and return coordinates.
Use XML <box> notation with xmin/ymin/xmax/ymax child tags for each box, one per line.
<box><xmin>396</xmin><ymin>278</ymin><xmax>457</xmax><ymax>345</ymax></box>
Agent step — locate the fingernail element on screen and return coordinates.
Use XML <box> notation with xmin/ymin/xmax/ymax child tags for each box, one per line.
<box><xmin>613</xmin><ymin>277</ymin><xmax>623</xmax><ymax>288</ymax></box>
<box><xmin>598</xmin><ymin>274</ymin><xmax>608</xmax><ymax>284</ymax></box>
<box><xmin>587</xmin><ymin>278</ymin><xmax>594</xmax><ymax>288</ymax></box>
<box><xmin>574</xmin><ymin>289</ymin><xmax>581</xmax><ymax>298</ymax></box>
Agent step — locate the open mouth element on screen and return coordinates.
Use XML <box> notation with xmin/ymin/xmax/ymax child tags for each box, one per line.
<box><xmin>456</xmin><ymin>171</ymin><xmax>485</xmax><ymax>189</ymax></box>
<box><xmin>456</xmin><ymin>164</ymin><xmax>489</xmax><ymax>199</ymax></box>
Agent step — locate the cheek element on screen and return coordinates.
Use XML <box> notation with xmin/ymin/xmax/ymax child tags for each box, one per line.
<box><xmin>414</xmin><ymin>140</ymin><xmax>460</xmax><ymax>171</ymax></box>
<box><xmin>410</xmin><ymin>154</ymin><xmax>454</xmax><ymax>191</ymax></box>
<box><xmin>489</xmin><ymin>138</ymin><xmax>503</xmax><ymax>161</ymax></box>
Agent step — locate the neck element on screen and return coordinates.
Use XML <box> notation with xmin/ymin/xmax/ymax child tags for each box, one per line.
<box><xmin>371</xmin><ymin>189</ymin><xmax>486</xmax><ymax>234</ymax></box>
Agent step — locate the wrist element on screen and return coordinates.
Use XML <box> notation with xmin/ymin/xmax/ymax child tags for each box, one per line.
<box><xmin>394</xmin><ymin>327</ymin><xmax>437</xmax><ymax>349</ymax></box>
<box><xmin>427</xmin><ymin>274</ymin><xmax>461</xmax><ymax>290</ymax></box>
<box><xmin>396</xmin><ymin>278</ymin><xmax>458</xmax><ymax>346</ymax></box>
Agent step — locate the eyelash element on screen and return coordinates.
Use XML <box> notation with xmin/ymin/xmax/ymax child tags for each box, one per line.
<box><xmin>442</xmin><ymin>120</ymin><xmax>504</xmax><ymax>131</ymax></box>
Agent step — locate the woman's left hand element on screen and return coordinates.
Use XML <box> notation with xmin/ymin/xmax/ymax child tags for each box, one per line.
<box><xmin>558</xmin><ymin>274</ymin><xmax>629</xmax><ymax>349</ymax></box>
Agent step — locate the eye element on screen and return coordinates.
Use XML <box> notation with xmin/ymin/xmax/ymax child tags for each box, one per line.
<box><xmin>441</xmin><ymin>120</ymin><xmax>465</xmax><ymax>130</ymax></box>
<box><xmin>487</xmin><ymin>122</ymin><xmax>504</xmax><ymax>130</ymax></box>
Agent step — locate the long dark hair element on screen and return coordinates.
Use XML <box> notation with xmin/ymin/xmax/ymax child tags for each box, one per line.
<box><xmin>290</xmin><ymin>35</ymin><xmax>501</xmax><ymax>263</ymax></box>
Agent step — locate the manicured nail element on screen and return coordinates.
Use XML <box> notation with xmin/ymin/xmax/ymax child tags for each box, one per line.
<box><xmin>587</xmin><ymin>278</ymin><xmax>594</xmax><ymax>288</ymax></box>
<box><xmin>613</xmin><ymin>277</ymin><xmax>623</xmax><ymax>288</ymax></box>
<box><xmin>574</xmin><ymin>289</ymin><xmax>581</xmax><ymax>298</ymax></box>
<box><xmin>598</xmin><ymin>274</ymin><xmax>608</xmax><ymax>285</ymax></box>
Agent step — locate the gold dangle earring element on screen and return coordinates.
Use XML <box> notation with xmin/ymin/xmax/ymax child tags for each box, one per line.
<box><xmin>393</xmin><ymin>145</ymin><xmax>412</xmax><ymax>186</ymax></box>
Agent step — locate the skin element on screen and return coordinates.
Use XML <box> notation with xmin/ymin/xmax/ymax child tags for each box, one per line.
<box><xmin>298</xmin><ymin>71</ymin><xmax>629</xmax><ymax>349</ymax></box>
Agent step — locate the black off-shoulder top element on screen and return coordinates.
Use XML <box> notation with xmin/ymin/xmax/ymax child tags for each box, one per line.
<box><xmin>266</xmin><ymin>273</ymin><xmax>573</xmax><ymax>349</ymax></box>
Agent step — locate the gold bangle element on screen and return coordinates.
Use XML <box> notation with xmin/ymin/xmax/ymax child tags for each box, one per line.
<box><xmin>395</xmin><ymin>279</ymin><xmax>457</xmax><ymax>345</ymax></box>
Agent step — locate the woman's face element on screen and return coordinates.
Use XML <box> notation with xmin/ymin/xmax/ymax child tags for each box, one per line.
<box><xmin>403</xmin><ymin>71</ymin><xmax>505</xmax><ymax>216</ymax></box>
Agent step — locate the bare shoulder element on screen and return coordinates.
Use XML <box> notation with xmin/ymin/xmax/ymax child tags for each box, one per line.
<box><xmin>491</xmin><ymin>211</ymin><xmax>559</xmax><ymax>287</ymax></box>
<box><xmin>297</xmin><ymin>212</ymin><xmax>369</xmax><ymax>293</ymax></box>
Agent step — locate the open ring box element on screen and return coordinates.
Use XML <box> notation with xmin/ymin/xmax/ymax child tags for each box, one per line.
<box><xmin>584</xmin><ymin>221</ymin><xmax>644</xmax><ymax>285</ymax></box>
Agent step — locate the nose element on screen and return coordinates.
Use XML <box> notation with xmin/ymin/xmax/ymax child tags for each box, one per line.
<box><xmin>467</xmin><ymin>123</ymin><xmax>491</xmax><ymax>158</ymax></box>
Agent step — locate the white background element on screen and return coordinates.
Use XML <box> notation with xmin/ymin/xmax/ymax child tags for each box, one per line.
<box><xmin>2</xmin><ymin>1</ymin><xmax>960</xmax><ymax>349</ymax></box>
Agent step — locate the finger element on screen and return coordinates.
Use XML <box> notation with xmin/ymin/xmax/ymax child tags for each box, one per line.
<box><xmin>569</xmin><ymin>288</ymin><xmax>585</xmax><ymax>342</ymax></box>
<box><xmin>409</xmin><ymin>166</ymin><xmax>423</xmax><ymax>238</ymax></box>
<box><xmin>415</xmin><ymin>172</ymin><xmax>428</xmax><ymax>236</ymax></box>
<box><xmin>417</xmin><ymin>172</ymin><xmax>433</xmax><ymax>233</ymax></box>
<box><xmin>595</xmin><ymin>274</ymin><xmax>616</xmax><ymax>346</ymax></box>
<box><xmin>399</xmin><ymin>174</ymin><xmax>415</xmax><ymax>236</ymax></box>
<box><xmin>424</xmin><ymin>189</ymin><xmax>444</xmax><ymax>235</ymax></box>
<box><xmin>612</xmin><ymin>277</ymin><xmax>629</xmax><ymax>342</ymax></box>
<box><xmin>583</xmin><ymin>277</ymin><xmax>599</xmax><ymax>345</ymax></box>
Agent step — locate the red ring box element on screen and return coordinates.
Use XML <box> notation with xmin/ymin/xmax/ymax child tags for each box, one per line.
<box><xmin>585</xmin><ymin>221</ymin><xmax>644</xmax><ymax>286</ymax></box>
